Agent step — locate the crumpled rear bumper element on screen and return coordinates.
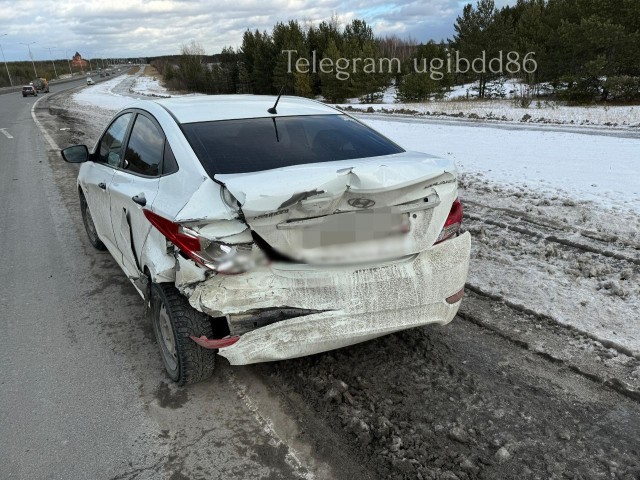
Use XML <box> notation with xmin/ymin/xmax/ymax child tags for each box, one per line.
<box><xmin>185</xmin><ymin>232</ymin><xmax>471</xmax><ymax>365</ymax></box>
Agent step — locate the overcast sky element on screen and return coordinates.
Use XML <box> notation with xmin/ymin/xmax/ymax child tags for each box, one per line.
<box><xmin>0</xmin><ymin>0</ymin><xmax>515</xmax><ymax>62</ymax></box>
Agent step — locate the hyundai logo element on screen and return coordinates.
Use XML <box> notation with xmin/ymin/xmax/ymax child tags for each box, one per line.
<box><xmin>348</xmin><ymin>198</ymin><xmax>376</xmax><ymax>209</ymax></box>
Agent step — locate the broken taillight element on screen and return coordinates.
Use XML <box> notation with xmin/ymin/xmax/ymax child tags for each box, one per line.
<box><xmin>143</xmin><ymin>209</ymin><xmax>253</xmax><ymax>274</ymax></box>
<box><xmin>435</xmin><ymin>198</ymin><xmax>463</xmax><ymax>244</ymax></box>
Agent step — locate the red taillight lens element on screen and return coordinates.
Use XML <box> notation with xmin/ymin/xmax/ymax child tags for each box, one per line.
<box><xmin>143</xmin><ymin>209</ymin><xmax>203</xmax><ymax>262</ymax></box>
<box><xmin>143</xmin><ymin>209</ymin><xmax>254</xmax><ymax>273</ymax></box>
<box><xmin>435</xmin><ymin>198</ymin><xmax>463</xmax><ymax>244</ymax></box>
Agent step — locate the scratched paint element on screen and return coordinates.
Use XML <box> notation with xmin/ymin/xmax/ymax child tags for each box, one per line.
<box><xmin>182</xmin><ymin>232</ymin><xmax>471</xmax><ymax>365</ymax></box>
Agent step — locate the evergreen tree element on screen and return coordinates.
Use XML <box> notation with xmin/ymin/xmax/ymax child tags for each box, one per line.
<box><xmin>271</xmin><ymin>20</ymin><xmax>307</xmax><ymax>94</ymax></box>
<box><xmin>319</xmin><ymin>40</ymin><xmax>350</xmax><ymax>102</ymax></box>
<box><xmin>398</xmin><ymin>41</ymin><xmax>451</xmax><ymax>101</ymax></box>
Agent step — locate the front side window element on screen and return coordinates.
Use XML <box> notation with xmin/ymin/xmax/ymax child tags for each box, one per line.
<box><xmin>182</xmin><ymin>114</ymin><xmax>405</xmax><ymax>176</ymax></box>
<box><xmin>98</xmin><ymin>113</ymin><xmax>133</xmax><ymax>167</ymax></box>
<box><xmin>123</xmin><ymin>114</ymin><xmax>164</xmax><ymax>177</ymax></box>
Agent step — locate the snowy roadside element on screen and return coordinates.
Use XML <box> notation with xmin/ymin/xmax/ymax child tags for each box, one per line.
<box><xmin>59</xmin><ymin>73</ymin><xmax>640</xmax><ymax>359</ymax></box>
<box><xmin>340</xmin><ymin>101</ymin><xmax>640</xmax><ymax>129</ymax></box>
<box><xmin>338</xmin><ymin>84</ymin><xmax>640</xmax><ymax>129</ymax></box>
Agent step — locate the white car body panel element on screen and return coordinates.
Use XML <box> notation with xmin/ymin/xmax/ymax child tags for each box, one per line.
<box><xmin>109</xmin><ymin>171</ymin><xmax>160</xmax><ymax>278</ymax></box>
<box><xmin>80</xmin><ymin>163</ymin><xmax>118</xmax><ymax>252</ymax></box>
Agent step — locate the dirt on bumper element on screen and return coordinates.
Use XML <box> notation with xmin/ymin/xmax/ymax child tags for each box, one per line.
<box><xmin>185</xmin><ymin>232</ymin><xmax>471</xmax><ymax>365</ymax></box>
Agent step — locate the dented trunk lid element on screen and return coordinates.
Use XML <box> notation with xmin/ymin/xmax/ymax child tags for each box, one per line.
<box><xmin>215</xmin><ymin>152</ymin><xmax>459</xmax><ymax>265</ymax></box>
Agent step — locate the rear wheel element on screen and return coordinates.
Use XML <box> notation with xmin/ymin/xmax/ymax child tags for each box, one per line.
<box><xmin>79</xmin><ymin>191</ymin><xmax>106</xmax><ymax>251</ymax></box>
<box><xmin>151</xmin><ymin>283</ymin><xmax>216</xmax><ymax>385</ymax></box>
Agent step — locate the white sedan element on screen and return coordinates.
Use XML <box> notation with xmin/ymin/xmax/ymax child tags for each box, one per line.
<box><xmin>61</xmin><ymin>95</ymin><xmax>470</xmax><ymax>385</ymax></box>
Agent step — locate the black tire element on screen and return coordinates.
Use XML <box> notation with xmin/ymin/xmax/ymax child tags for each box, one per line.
<box><xmin>79</xmin><ymin>191</ymin><xmax>106</xmax><ymax>251</ymax></box>
<box><xmin>22</xmin><ymin>94</ymin><xmax>26</xmax><ymax>97</ymax></box>
<box><xmin>150</xmin><ymin>282</ymin><xmax>216</xmax><ymax>385</ymax></box>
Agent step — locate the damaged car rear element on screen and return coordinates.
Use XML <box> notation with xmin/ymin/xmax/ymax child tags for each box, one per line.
<box><xmin>61</xmin><ymin>95</ymin><xmax>471</xmax><ymax>385</ymax></box>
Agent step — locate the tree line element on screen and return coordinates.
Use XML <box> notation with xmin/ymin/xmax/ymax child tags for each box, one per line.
<box><xmin>22</xmin><ymin>0</ymin><xmax>629</xmax><ymax>104</ymax></box>
<box><xmin>152</xmin><ymin>18</ymin><xmax>394</xmax><ymax>103</ymax></box>
<box><xmin>450</xmin><ymin>0</ymin><xmax>640</xmax><ymax>101</ymax></box>
<box><xmin>0</xmin><ymin>60</ymin><xmax>79</xmax><ymax>88</ymax></box>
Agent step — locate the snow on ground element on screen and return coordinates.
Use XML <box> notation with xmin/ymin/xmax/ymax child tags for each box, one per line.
<box><xmin>360</xmin><ymin>117</ymin><xmax>640</xmax><ymax>213</ymax></box>
<box><xmin>343</xmin><ymin>99</ymin><xmax>640</xmax><ymax>128</ymax></box>
<box><xmin>341</xmin><ymin>81</ymin><xmax>640</xmax><ymax>128</ymax></box>
<box><xmin>443</xmin><ymin>78</ymin><xmax>534</xmax><ymax>100</ymax></box>
<box><xmin>74</xmin><ymin>75</ymin><xmax>139</xmax><ymax>111</ymax></box>
<box><xmin>130</xmin><ymin>75</ymin><xmax>171</xmax><ymax>98</ymax></box>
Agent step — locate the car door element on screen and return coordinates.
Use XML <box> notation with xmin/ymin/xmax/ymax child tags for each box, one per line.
<box><xmin>81</xmin><ymin>112</ymin><xmax>134</xmax><ymax>255</ymax></box>
<box><xmin>109</xmin><ymin>112</ymin><xmax>164</xmax><ymax>279</ymax></box>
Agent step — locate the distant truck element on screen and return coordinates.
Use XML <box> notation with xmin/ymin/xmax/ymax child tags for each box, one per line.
<box><xmin>31</xmin><ymin>78</ymin><xmax>50</xmax><ymax>93</ymax></box>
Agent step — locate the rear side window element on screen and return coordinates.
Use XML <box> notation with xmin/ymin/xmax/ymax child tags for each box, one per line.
<box><xmin>124</xmin><ymin>114</ymin><xmax>164</xmax><ymax>177</ymax></box>
<box><xmin>182</xmin><ymin>114</ymin><xmax>404</xmax><ymax>175</ymax></box>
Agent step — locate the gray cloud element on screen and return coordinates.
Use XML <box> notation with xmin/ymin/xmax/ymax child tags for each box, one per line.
<box><xmin>0</xmin><ymin>0</ymin><xmax>516</xmax><ymax>61</ymax></box>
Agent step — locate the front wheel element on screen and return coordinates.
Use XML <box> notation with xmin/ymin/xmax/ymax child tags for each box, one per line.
<box><xmin>151</xmin><ymin>283</ymin><xmax>216</xmax><ymax>385</ymax></box>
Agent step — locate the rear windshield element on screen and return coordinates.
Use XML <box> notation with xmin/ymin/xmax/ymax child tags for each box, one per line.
<box><xmin>181</xmin><ymin>114</ymin><xmax>405</xmax><ymax>175</ymax></box>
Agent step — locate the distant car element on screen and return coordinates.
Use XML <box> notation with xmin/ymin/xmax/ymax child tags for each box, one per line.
<box><xmin>22</xmin><ymin>85</ymin><xmax>37</xmax><ymax>97</ymax></box>
<box><xmin>60</xmin><ymin>95</ymin><xmax>471</xmax><ymax>385</ymax></box>
<box><xmin>99</xmin><ymin>73</ymin><xmax>105</xmax><ymax>78</ymax></box>
<box><xmin>105</xmin><ymin>72</ymin><xmax>111</xmax><ymax>76</ymax></box>
<box><xmin>87</xmin><ymin>77</ymin><xmax>95</xmax><ymax>85</ymax></box>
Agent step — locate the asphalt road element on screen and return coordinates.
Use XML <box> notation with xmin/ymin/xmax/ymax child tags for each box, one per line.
<box><xmin>0</xmin><ymin>75</ymin><xmax>316</xmax><ymax>480</ymax></box>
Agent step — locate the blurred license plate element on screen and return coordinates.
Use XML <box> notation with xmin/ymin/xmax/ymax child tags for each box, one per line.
<box><xmin>300</xmin><ymin>209</ymin><xmax>410</xmax><ymax>248</ymax></box>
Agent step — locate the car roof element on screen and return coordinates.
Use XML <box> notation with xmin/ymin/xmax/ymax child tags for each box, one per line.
<box><xmin>138</xmin><ymin>95</ymin><xmax>341</xmax><ymax>124</ymax></box>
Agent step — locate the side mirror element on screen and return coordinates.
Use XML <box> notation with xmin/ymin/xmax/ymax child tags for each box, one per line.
<box><xmin>61</xmin><ymin>145</ymin><xmax>89</xmax><ymax>163</ymax></box>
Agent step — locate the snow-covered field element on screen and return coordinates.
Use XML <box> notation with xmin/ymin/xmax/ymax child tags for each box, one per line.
<box><xmin>344</xmin><ymin>100</ymin><xmax>640</xmax><ymax>128</ymax></box>
<box><xmin>361</xmin><ymin>117</ymin><xmax>640</xmax><ymax>213</ymax></box>
<box><xmin>67</xmin><ymin>71</ymin><xmax>640</xmax><ymax>358</ymax></box>
<box><xmin>130</xmin><ymin>75</ymin><xmax>171</xmax><ymax>98</ymax></box>
<box><xmin>340</xmin><ymin>84</ymin><xmax>640</xmax><ymax>128</ymax></box>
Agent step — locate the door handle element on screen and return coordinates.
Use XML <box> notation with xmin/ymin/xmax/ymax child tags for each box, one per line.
<box><xmin>98</xmin><ymin>182</ymin><xmax>106</xmax><ymax>190</ymax></box>
<box><xmin>132</xmin><ymin>193</ymin><xmax>147</xmax><ymax>206</ymax></box>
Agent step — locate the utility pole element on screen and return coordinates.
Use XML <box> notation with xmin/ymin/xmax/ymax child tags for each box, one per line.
<box><xmin>20</xmin><ymin>42</ymin><xmax>38</xmax><ymax>78</ymax></box>
<box><xmin>44</xmin><ymin>46</ymin><xmax>58</xmax><ymax>79</ymax></box>
<box><xmin>0</xmin><ymin>34</ymin><xmax>12</xmax><ymax>86</ymax></box>
<box><xmin>64</xmin><ymin>50</ymin><xmax>73</xmax><ymax>76</ymax></box>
